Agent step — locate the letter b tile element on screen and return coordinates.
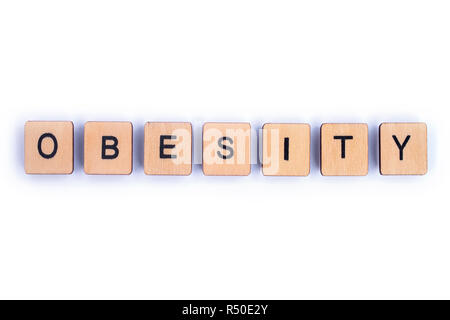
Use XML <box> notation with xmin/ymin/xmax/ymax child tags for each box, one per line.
<box><xmin>321</xmin><ymin>123</ymin><xmax>368</xmax><ymax>176</ymax></box>
<box><xmin>84</xmin><ymin>121</ymin><xmax>133</xmax><ymax>175</ymax></box>
<box><xmin>379</xmin><ymin>122</ymin><xmax>427</xmax><ymax>175</ymax></box>
<box><xmin>24</xmin><ymin>121</ymin><xmax>74</xmax><ymax>174</ymax></box>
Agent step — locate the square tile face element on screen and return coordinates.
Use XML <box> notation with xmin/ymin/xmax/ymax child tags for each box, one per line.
<box><xmin>24</xmin><ymin>121</ymin><xmax>74</xmax><ymax>174</ymax></box>
<box><xmin>262</xmin><ymin>123</ymin><xmax>310</xmax><ymax>176</ymax></box>
<box><xmin>379</xmin><ymin>122</ymin><xmax>427</xmax><ymax>175</ymax></box>
<box><xmin>203</xmin><ymin>122</ymin><xmax>251</xmax><ymax>176</ymax></box>
<box><xmin>84</xmin><ymin>121</ymin><xmax>133</xmax><ymax>175</ymax></box>
<box><xmin>321</xmin><ymin>123</ymin><xmax>368</xmax><ymax>176</ymax></box>
<box><xmin>144</xmin><ymin>122</ymin><xmax>192</xmax><ymax>175</ymax></box>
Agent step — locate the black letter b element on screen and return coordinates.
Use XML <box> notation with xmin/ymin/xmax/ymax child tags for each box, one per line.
<box><xmin>102</xmin><ymin>136</ymin><xmax>119</xmax><ymax>159</ymax></box>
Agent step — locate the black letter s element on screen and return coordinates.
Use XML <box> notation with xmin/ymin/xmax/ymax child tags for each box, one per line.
<box><xmin>217</xmin><ymin>136</ymin><xmax>234</xmax><ymax>160</ymax></box>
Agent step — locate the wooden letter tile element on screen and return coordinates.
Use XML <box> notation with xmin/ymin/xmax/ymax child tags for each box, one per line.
<box><xmin>84</xmin><ymin>121</ymin><xmax>133</xmax><ymax>175</ymax></box>
<box><xmin>24</xmin><ymin>121</ymin><xmax>74</xmax><ymax>174</ymax></box>
<box><xmin>203</xmin><ymin>122</ymin><xmax>251</xmax><ymax>176</ymax></box>
<box><xmin>262</xmin><ymin>123</ymin><xmax>310</xmax><ymax>176</ymax></box>
<box><xmin>321</xmin><ymin>123</ymin><xmax>368</xmax><ymax>176</ymax></box>
<box><xmin>379</xmin><ymin>122</ymin><xmax>427</xmax><ymax>175</ymax></box>
<box><xmin>144</xmin><ymin>122</ymin><xmax>192</xmax><ymax>175</ymax></box>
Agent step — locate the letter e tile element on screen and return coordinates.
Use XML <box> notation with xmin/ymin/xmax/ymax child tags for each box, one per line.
<box><xmin>144</xmin><ymin>122</ymin><xmax>192</xmax><ymax>175</ymax></box>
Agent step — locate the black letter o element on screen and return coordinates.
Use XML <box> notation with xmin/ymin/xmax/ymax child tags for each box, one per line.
<box><xmin>37</xmin><ymin>133</ymin><xmax>58</xmax><ymax>159</ymax></box>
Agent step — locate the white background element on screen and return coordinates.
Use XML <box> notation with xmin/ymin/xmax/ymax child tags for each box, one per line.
<box><xmin>0</xmin><ymin>0</ymin><xmax>449</xmax><ymax>299</ymax></box>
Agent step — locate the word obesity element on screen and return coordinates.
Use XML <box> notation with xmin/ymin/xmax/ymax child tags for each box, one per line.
<box><xmin>24</xmin><ymin>121</ymin><xmax>427</xmax><ymax>176</ymax></box>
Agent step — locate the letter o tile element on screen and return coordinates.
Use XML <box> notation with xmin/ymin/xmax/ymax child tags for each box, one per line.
<box><xmin>24</xmin><ymin>121</ymin><xmax>74</xmax><ymax>174</ymax></box>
